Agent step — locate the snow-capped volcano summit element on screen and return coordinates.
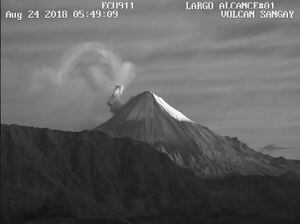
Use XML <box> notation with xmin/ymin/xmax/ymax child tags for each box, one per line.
<box><xmin>95</xmin><ymin>90</ymin><xmax>293</xmax><ymax>177</ymax></box>
<box><xmin>151</xmin><ymin>92</ymin><xmax>194</xmax><ymax>123</ymax></box>
<box><xmin>124</xmin><ymin>91</ymin><xmax>193</xmax><ymax>123</ymax></box>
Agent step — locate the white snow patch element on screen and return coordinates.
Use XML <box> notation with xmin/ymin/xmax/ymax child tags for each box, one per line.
<box><xmin>152</xmin><ymin>93</ymin><xmax>194</xmax><ymax>123</ymax></box>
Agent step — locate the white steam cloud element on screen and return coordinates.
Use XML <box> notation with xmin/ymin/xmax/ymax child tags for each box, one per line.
<box><xmin>32</xmin><ymin>42</ymin><xmax>135</xmax><ymax>91</ymax></box>
<box><xmin>30</xmin><ymin>42</ymin><xmax>135</xmax><ymax>129</ymax></box>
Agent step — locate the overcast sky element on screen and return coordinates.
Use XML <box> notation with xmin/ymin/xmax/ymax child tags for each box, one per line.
<box><xmin>1</xmin><ymin>0</ymin><xmax>300</xmax><ymax>159</ymax></box>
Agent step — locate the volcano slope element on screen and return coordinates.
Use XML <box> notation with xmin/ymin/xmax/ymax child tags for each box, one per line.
<box><xmin>95</xmin><ymin>91</ymin><xmax>300</xmax><ymax>177</ymax></box>
<box><xmin>2</xmin><ymin>124</ymin><xmax>300</xmax><ymax>224</ymax></box>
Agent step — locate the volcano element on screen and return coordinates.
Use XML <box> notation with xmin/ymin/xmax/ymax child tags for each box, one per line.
<box><xmin>95</xmin><ymin>91</ymin><xmax>296</xmax><ymax>177</ymax></box>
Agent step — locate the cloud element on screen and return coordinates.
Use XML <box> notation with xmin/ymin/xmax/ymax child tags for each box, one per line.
<box><xmin>217</xmin><ymin>21</ymin><xmax>300</xmax><ymax>41</ymax></box>
<box><xmin>1</xmin><ymin>0</ymin><xmax>99</xmax><ymax>9</ymax></box>
<box><xmin>217</xmin><ymin>22</ymin><xmax>280</xmax><ymax>41</ymax></box>
<box><xmin>143</xmin><ymin>46</ymin><xmax>200</xmax><ymax>63</ymax></box>
<box><xmin>201</xmin><ymin>41</ymin><xmax>300</xmax><ymax>61</ymax></box>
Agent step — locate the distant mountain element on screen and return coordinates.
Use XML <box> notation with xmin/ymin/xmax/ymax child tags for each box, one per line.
<box><xmin>261</xmin><ymin>144</ymin><xmax>293</xmax><ymax>152</ymax></box>
<box><xmin>260</xmin><ymin>144</ymin><xmax>300</xmax><ymax>161</ymax></box>
<box><xmin>95</xmin><ymin>91</ymin><xmax>299</xmax><ymax>177</ymax></box>
<box><xmin>2</xmin><ymin>124</ymin><xmax>300</xmax><ymax>224</ymax></box>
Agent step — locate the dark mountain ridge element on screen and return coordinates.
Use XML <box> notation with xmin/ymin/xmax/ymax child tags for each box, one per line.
<box><xmin>2</xmin><ymin>124</ymin><xmax>300</xmax><ymax>224</ymax></box>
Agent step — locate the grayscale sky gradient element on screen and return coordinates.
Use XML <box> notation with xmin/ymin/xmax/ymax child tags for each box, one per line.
<box><xmin>1</xmin><ymin>0</ymin><xmax>300</xmax><ymax>159</ymax></box>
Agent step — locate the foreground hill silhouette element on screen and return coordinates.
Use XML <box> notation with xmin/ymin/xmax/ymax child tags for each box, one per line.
<box><xmin>2</xmin><ymin>124</ymin><xmax>300</xmax><ymax>224</ymax></box>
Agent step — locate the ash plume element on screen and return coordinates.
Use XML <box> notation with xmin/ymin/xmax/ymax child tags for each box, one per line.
<box><xmin>31</xmin><ymin>42</ymin><xmax>135</xmax><ymax>92</ymax></box>
<box><xmin>107</xmin><ymin>85</ymin><xmax>124</xmax><ymax>114</ymax></box>
<box><xmin>29</xmin><ymin>42</ymin><xmax>135</xmax><ymax>129</ymax></box>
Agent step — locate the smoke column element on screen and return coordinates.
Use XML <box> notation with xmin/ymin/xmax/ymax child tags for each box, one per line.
<box><xmin>30</xmin><ymin>42</ymin><xmax>135</xmax><ymax>129</ymax></box>
<box><xmin>107</xmin><ymin>85</ymin><xmax>124</xmax><ymax>114</ymax></box>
